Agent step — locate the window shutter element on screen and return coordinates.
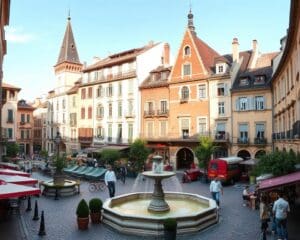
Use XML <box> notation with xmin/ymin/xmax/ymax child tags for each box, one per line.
<box><xmin>235</xmin><ymin>99</ymin><xmax>239</xmax><ymax>111</ymax></box>
<box><xmin>263</xmin><ymin>96</ymin><xmax>266</xmax><ymax>109</ymax></box>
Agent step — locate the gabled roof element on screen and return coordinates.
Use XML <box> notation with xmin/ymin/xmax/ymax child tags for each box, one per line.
<box><xmin>56</xmin><ymin>16</ymin><xmax>81</xmax><ymax>66</ymax></box>
<box><xmin>191</xmin><ymin>34</ymin><xmax>220</xmax><ymax>73</ymax></box>
<box><xmin>83</xmin><ymin>43</ymin><xmax>159</xmax><ymax>72</ymax></box>
<box><xmin>17</xmin><ymin>100</ymin><xmax>35</xmax><ymax>110</ymax></box>
<box><xmin>140</xmin><ymin>66</ymin><xmax>171</xmax><ymax>89</ymax></box>
<box><xmin>2</xmin><ymin>82</ymin><xmax>21</xmax><ymax>91</ymax></box>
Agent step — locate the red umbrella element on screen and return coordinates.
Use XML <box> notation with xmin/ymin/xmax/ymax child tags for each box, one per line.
<box><xmin>0</xmin><ymin>168</ymin><xmax>30</xmax><ymax>177</ymax></box>
<box><xmin>0</xmin><ymin>180</ymin><xmax>40</xmax><ymax>199</ymax></box>
<box><xmin>0</xmin><ymin>175</ymin><xmax>38</xmax><ymax>186</ymax></box>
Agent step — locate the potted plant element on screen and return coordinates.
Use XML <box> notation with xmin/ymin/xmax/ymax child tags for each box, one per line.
<box><xmin>163</xmin><ymin>218</ymin><xmax>177</xmax><ymax>240</ymax></box>
<box><xmin>89</xmin><ymin>198</ymin><xmax>103</xmax><ymax>224</ymax></box>
<box><xmin>76</xmin><ymin>199</ymin><xmax>90</xmax><ymax>230</ymax></box>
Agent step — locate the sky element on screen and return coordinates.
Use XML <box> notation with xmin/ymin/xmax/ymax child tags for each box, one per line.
<box><xmin>3</xmin><ymin>0</ymin><xmax>290</xmax><ymax>101</ymax></box>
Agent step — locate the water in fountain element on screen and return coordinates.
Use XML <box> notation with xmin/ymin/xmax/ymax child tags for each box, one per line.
<box><xmin>131</xmin><ymin>173</ymin><xmax>182</xmax><ymax>193</ymax></box>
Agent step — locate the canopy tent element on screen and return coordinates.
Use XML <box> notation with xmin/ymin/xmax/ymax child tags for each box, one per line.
<box><xmin>239</xmin><ymin>159</ymin><xmax>258</xmax><ymax>166</ymax></box>
<box><xmin>0</xmin><ymin>181</ymin><xmax>40</xmax><ymax>199</ymax></box>
<box><xmin>0</xmin><ymin>175</ymin><xmax>38</xmax><ymax>186</ymax></box>
<box><xmin>258</xmin><ymin>171</ymin><xmax>300</xmax><ymax>191</ymax></box>
<box><xmin>0</xmin><ymin>169</ymin><xmax>30</xmax><ymax>177</ymax></box>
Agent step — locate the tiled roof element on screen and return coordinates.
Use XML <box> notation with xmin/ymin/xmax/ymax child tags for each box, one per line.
<box><xmin>84</xmin><ymin>43</ymin><xmax>159</xmax><ymax>72</ymax></box>
<box><xmin>140</xmin><ymin>66</ymin><xmax>171</xmax><ymax>89</ymax></box>
<box><xmin>255</xmin><ymin>52</ymin><xmax>279</xmax><ymax>68</ymax></box>
<box><xmin>66</xmin><ymin>85</ymin><xmax>79</xmax><ymax>95</ymax></box>
<box><xmin>192</xmin><ymin>34</ymin><xmax>220</xmax><ymax>73</ymax></box>
<box><xmin>2</xmin><ymin>82</ymin><xmax>21</xmax><ymax>91</ymax></box>
<box><xmin>17</xmin><ymin>100</ymin><xmax>35</xmax><ymax>110</ymax></box>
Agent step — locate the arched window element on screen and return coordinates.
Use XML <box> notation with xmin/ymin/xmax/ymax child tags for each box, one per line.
<box><xmin>184</xmin><ymin>46</ymin><xmax>191</xmax><ymax>56</ymax></box>
<box><xmin>97</xmin><ymin>104</ymin><xmax>104</xmax><ymax>118</ymax></box>
<box><xmin>181</xmin><ymin>86</ymin><xmax>189</xmax><ymax>100</ymax></box>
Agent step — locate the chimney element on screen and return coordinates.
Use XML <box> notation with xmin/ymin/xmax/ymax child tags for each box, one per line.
<box><xmin>232</xmin><ymin>37</ymin><xmax>239</xmax><ymax>63</ymax></box>
<box><xmin>163</xmin><ymin>43</ymin><xmax>170</xmax><ymax>66</ymax></box>
<box><xmin>252</xmin><ymin>39</ymin><xmax>258</xmax><ymax>53</ymax></box>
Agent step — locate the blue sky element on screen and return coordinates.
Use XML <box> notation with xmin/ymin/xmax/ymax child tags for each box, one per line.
<box><xmin>3</xmin><ymin>0</ymin><xmax>290</xmax><ymax>101</ymax></box>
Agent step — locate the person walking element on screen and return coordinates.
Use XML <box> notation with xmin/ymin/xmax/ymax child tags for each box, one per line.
<box><xmin>273</xmin><ymin>191</ymin><xmax>290</xmax><ymax>240</ymax></box>
<box><xmin>259</xmin><ymin>195</ymin><xmax>269</xmax><ymax>240</ymax></box>
<box><xmin>209</xmin><ymin>177</ymin><xmax>223</xmax><ymax>208</ymax></box>
<box><xmin>104</xmin><ymin>165</ymin><xmax>117</xmax><ymax>198</ymax></box>
<box><xmin>119</xmin><ymin>164</ymin><xmax>127</xmax><ymax>184</ymax></box>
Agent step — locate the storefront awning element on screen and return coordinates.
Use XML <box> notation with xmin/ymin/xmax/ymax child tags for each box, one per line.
<box><xmin>0</xmin><ymin>175</ymin><xmax>38</xmax><ymax>186</ymax></box>
<box><xmin>0</xmin><ymin>162</ymin><xmax>20</xmax><ymax>170</ymax></box>
<box><xmin>0</xmin><ymin>181</ymin><xmax>41</xmax><ymax>199</ymax></box>
<box><xmin>0</xmin><ymin>169</ymin><xmax>30</xmax><ymax>177</ymax></box>
<box><xmin>258</xmin><ymin>171</ymin><xmax>300</xmax><ymax>191</ymax></box>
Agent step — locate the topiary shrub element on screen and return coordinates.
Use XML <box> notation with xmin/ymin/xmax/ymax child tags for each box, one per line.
<box><xmin>89</xmin><ymin>198</ymin><xmax>103</xmax><ymax>213</ymax></box>
<box><xmin>76</xmin><ymin>199</ymin><xmax>89</xmax><ymax>218</ymax></box>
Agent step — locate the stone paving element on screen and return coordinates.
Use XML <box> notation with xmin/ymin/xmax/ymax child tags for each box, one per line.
<box><xmin>16</xmin><ymin>171</ymin><xmax>266</xmax><ymax>240</ymax></box>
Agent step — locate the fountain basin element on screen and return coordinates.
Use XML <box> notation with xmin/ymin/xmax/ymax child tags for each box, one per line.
<box><xmin>41</xmin><ymin>179</ymin><xmax>79</xmax><ymax>197</ymax></box>
<box><xmin>102</xmin><ymin>192</ymin><xmax>218</xmax><ymax>236</ymax></box>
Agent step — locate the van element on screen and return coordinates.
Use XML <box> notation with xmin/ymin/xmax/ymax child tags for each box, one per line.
<box><xmin>207</xmin><ymin>157</ymin><xmax>244</xmax><ymax>184</ymax></box>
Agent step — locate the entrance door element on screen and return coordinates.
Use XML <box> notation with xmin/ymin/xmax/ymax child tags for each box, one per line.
<box><xmin>176</xmin><ymin>148</ymin><xmax>194</xmax><ymax>169</ymax></box>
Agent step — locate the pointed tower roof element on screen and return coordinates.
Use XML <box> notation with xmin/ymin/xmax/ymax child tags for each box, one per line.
<box><xmin>187</xmin><ymin>9</ymin><xmax>196</xmax><ymax>34</ymax></box>
<box><xmin>56</xmin><ymin>15</ymin><xmax>80</xmax><ymax>65</ymax></box>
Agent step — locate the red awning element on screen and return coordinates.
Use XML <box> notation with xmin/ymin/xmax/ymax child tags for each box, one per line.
<box><xmin>0</xmin><ymin>169</ymin><xmax>30</xmax><ymax>177</ymax></box>
<box><xmin>0</xmin><ymin>175</ymin><xmax>38</xmax><ymax>186</ymax></box>
<box><xmin>258</xmin><ymin>171</ymin><xmax>300</xmax><ymax>191</ymax></box>
<box><xmin>0</xmin><ymin>162</ymin><xmax>20</xmax><ymax>170</ymax></box>
<box><xmin>0</xmin><ymin>181</ymin><xmax>41</xmax><ymax>199</ymax></box>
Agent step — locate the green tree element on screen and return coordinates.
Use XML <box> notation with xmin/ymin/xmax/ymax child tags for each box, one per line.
<box><xmin>195</xmin><ymin>136</ymin><xmax>215</xmax><ymax>174</ymax></box>
<box><xmin>6</xmin><ymin>142</ymin><xmax>19</xmax><ymax>157</ymax></box>
<box><xmin>129</xmin><ymin>139</ymin><xmax>150</xmax><ymax>172</ymax></box>
<box><xmin>40</xmin><ymin>149</ymin><xmax>48</xmax><ymax>159</ymax></box>
<box><xmin>101</xmin><ymin>149</ymin><xmax>120</xmax><ymax>166</ymax></box>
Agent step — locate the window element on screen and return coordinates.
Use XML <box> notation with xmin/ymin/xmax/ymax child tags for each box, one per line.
<box><xmin>181</xmin><ymin>118</ymin><xmax>189</xmax><ymax>138</ymax></box>
<box><xmin>198</xmin><ymin>84</ymin><xmax>206</xmax><ymax>99</ymax></box>
<box><xmin>128</xmin><ymin>123</ymin><xmax>133</xmax><ymax>143</ymax></box>
<box><xmin>26</xmin><ymin>114</ymin><xmax>30</xmax><ymax>123</ymax></box>
<box><xmin>88</xmin><ymin>87</ymin><xmax>93</xmax><ymax>98</ymax></box>
<box><xmin>147</xmin><ymin>102</ymin><xmax>154</xmax><ymax>114</ymax></box>
<box><xmin>217</xmin><ymin>83</ymin><xmax>225</xmax><ymax>96</ymax></box>
<box><xmin>254</xmin><ymin>75</ymin><xmax>265</xmax><ymax>85</ymax></box>
<box><xmin>56</xmin><ymin>101</ymin><xmax>59</xmax><ymax>110</ymax></box>
<box><xmin>107</xmin><ymin>84</ymin><xmax>113</xmax><ymax>97</ymax></box>
<box><xmin>239</xmin><ymin>124</ymin><xmax>248</xmax><ymax>143</ymax></box>
<box><xmin>198</xmin><ymin>118</ymin><xmax>206</xmax><ymax>134</ymax></box>
<box><xmin>62</xmin><ymin>113</ymin><xmax>65</xmax><ymax>123</ymax></box>
<box><xmin>160</xmin><ymin>100</ymin><xmax>167</xmax><ymax>114</ymax></box>
<box><xmin>117</xmin><ymin>124</ymin><xmax>122</xmax><ymax>143</ymax></box>
<box><xmin>7</xmin><ymin>109</ymin><xmax>13</xmax><ymax>123</ymax></box>
<box><xmin>216</xmin><ymin>123</ymin><xmax>226</xmax><ymax>140</ymax></box>
<box><xmin>108</xmin><ymin>124</ymin><xmax>112</xmax><ymax>142</ymax></box>
<box><xmin>108</xmin><ymin>103</ymin><xmax>112</xmax><ymax>117</ymax></box>
<box><xmin>97</xmin><ymin>86</ymin><xmax>104</xmax><ymax>97</ymax></box>
<box><xmin>97</xmin><ymin>104</ymin><xmax>104</xmax><ymax>118</ymax></box>
<box><xmin>128</xmin><ymin>80</ymin><xmax>134</xmax><ymax>94</ymax></box>
<box><xmin>81</xmin><ymin>88</ymin><xmax>86</xmax><ymax>99</ymax></box>
<box><xmin>181</xmin><ymin>86</ymin><xmax>189</xmax><ymax>100</ymax></box>
<box><xmin>21</xmin><ymin>130</ymin><xmax>24</xmax><ymax>139</ymax></box>
<box><xmin>62</xmin><ymin>99</ymin><xmax>66</xmax><ymax>109</ymax></box>
<box><xmin>81</xmin><ymin>108</ymin><xmax>85</xmax><ymax>119</ymax></box>
<box><xmin>256</xmin><ymin>123</ymin><xmax>265</xmax><ymax>139</ymax></box>
<box><xmin>88</xmin><ymin>107</ymin><xmax>92</xmax><ymax>119</ymax></box>
<box><xmin>72</xmin><ymin>96</ymin><xmax>76</xmax><ymax>107</ymax></box>
<box><xmin>218</xmin><ymin>65</ymin><xmax>224</xmax><ymax>73</ymax></box>
<box><xmin>118</xmin><ymin>83</ymin><xmax>122</xmax><ymax>96</ymax></box>
<box><xmin>183</xmin><ymin>64</ymin><xmax>191</xmax><ymax>76</ymax></box>
<box><xmin>184</xmin><ymin>46</ymin><xmax>191</xmax><ymax>56</ymax></box>
<box><xmin>239</xmin><ymin>78</ymin><xmax>249</xmax><ymax>86</ymax></box>
<box><xmin>118</xmin><ymin>102</ymin><xmax>122</xmax><ymax>117</ymax></box>
<box><xmin>255</xmin><ymin>96</ymin><xmax>265</xmax><ymax>110</ymax></box>
<box><xmin>238</xmin><ymin>97</ymin><xmax>248</xmax><ymax>111</ymax></box>
<box><xmin>97</xmin><ymin>127</ymin><xmax>104</xmax><ymax>139</ymax></box>
<box><xmin>128</xmin><ymin>100</ymin><xmax>133</xmax><ymax>115</ymax></box>
<box><xmin>147</xmin><ymin>122</ymin><xmax>154</xmax><ymax>137</ymax></box>
<box><xmin>160</xmin><ymin>121</ymin><xmax>167</xmax><ymax>137</ymax></box>
<box><xmin>8</xmin><ymin>128</ymin><xmax>13</xmax><ymax>139</ymax></box>
<box><xmin>218</xmin><ymin>102</ymin><xmax>225</xmax><ymax>115</ymax></box>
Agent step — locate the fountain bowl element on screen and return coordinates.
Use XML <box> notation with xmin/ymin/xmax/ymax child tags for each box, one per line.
<box><xmin>41</xmin><ymin>179</ymin><xmax>79</xmax><ymax>197</ymax></box>
<box><xmin>102</xmin><ymin>192</ymin><xmax>218</xmax><ymax>236</ymax></box>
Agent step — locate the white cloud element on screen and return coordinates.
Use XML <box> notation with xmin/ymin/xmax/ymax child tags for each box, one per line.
<box><xmin>5</xmin><ymin>26</ymin><xmax>35</xmax><ymax>43</ymax></box>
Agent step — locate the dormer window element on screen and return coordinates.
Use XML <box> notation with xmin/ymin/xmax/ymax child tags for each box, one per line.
<box><xmin>216</xmin><ymin>63</ymin><xmax>226</xmax><ymax>74</ymax></box>
<box><xmin>184</xmin><ymin>46</ymin><xmax>191</xmax><ymax>56</ymax></box>
<box><xmin>254</xmin><ymin>75</ymin><xmax>266</xmax><ymax>85</ymax></box>
<box><xmin>239</xmin><ymin>77</ymin><xmax>249</xmax><ymax>86</ymax></box>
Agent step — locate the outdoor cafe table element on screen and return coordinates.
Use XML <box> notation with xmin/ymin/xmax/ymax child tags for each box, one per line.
<box><xmin>0</xmin><ymin>180</ymin><xmax>41</xmax><ymax>199</ymax></box>
<box><xmin>0</xmin><ymin>169</ymin><xmax>30</xmax><ymax>177</ymax></box>
<box><xmin>0</xmin><ymin>175</ymin><xmax>38</xmax><ymax>186</ymax></box>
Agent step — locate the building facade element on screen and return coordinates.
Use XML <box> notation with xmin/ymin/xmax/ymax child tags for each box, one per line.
<box><xmin>272</xmin><ymin>0</ymin><xmax>300</xmax><ymax>154</ymax></box>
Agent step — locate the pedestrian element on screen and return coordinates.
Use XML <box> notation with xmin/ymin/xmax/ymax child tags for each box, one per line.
<box><xmin>104</xmin><ymin>165</ymin><xmax>117</xmax><ymax>198</ymax></box>
<box><xmin>272</xmin><ymin>191</ymin><xmax>290</xmax><ymax>240</ymax></box>
<box><xmin>209</xmin><ymin>177</ymin><xmax>223</xmax><ymax>207</ymax></box>
<box><xmin>242</xmin><ymin>185</ymin><xmax>251</xmax><ymax>206</ymax></box>
<box><xmin>119</xmin><ymin>164</ymin><xmax>127</xmax><ymax>184</ymax></box>
<box><xmin>259</xmin><ymin>195</ymin><xmax>270</xmax><ymax>240</ymax></box>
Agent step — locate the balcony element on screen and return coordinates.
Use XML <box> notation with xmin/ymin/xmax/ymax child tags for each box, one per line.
<box><xmin>214</xmin><ymin>132</ymin><xmax>229</xmax><ymax>142</ymax></box>
<box><xmin>180</xmin><ymin>98</ymin><xmax>188</xmax><ymax>104</ymax></box>
<box><xmin>144</xmin><ymin>110</ymin><xmax>155</xmax><ymax>118</ymax></box>
<box><xmin>20</xmin><ymin>121</ymin><xmax>26</xmax><ymax>125</ymax></box>
<box><xmin>157</xmin><ymin>109</ymin><xmax>169</xmax><ymax>117</ymax></box>
<box><xmin>254</xmin><ymin>138</ymin><xmax>267</xmax><ymax>145</ymax></box>
<box><xmin>125</xmin><ymin>112</ymin><xmax>135</xmax><ymax>118</ymax></box>
<box><xmin>7</xmin><ymin>119</ymin><xmax>14</xmax><ymax>124</ymax></box>
<box><xmin>237</xmin><ymin>138</ymin><xmax>249</xmax><ymax>145</ymax></box>
<box><xmin>78</xmin><ymin>137</ymin><xmax>93</xmax><ymax>143</ymax></box>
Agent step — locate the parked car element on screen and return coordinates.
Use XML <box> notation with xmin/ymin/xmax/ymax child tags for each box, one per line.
<box><xmin>207</xmin><ymin>157</ymin><xmax>244</xmax><ymax>184</ymax></box>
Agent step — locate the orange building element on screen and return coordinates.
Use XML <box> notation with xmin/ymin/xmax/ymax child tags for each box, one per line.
<box><xmin>17</xmin><ymin>100</ymin><xmax>35</xmax><ymax>156</ymax></box>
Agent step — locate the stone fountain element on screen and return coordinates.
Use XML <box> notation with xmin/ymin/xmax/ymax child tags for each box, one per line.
<box><xmin>102</xmin><ymin>155</ymin><xmax>218</xmax><ymax>236</ymax></box>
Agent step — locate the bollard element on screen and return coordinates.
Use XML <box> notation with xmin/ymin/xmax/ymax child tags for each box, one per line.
<box><xmin>26</xmin><ymin>196</ymin><xmax>32</xmax><ymax>212</ymax></box>
<box><xmin>54</xmin><ymin>189</ymin><xmax>59</xmax><ymax>200</ymax></box>
<box><xmin>32</xmin><ymin>200</ymin><xmax>39</xmax><ymax>221</ymax></box>
<box><xmin>38</xmin><ymin>211</ymin><xmax>46</xmax><ymax>236</ymax></box>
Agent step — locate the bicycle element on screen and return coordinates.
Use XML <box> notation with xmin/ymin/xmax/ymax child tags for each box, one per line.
<box><xmin>88</xmin><ymin>181</ymin><xmax>106</xmax><ymax>192</ymax></box>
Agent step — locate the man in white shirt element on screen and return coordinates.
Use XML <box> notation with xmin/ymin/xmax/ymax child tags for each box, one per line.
<box><xmin>104</xmin><ymin>165</ymin><xmax>117</xmax><ymax>198</ymax></box>
<box><xmin>273</xmin><ymin>192</ymin><xmax>290</xmax><ymax>240</ymax></box>
<box><xmin>209</xmin><ymin>177</ymin><xmax>223</xmax><ymax>207</ymax></box>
